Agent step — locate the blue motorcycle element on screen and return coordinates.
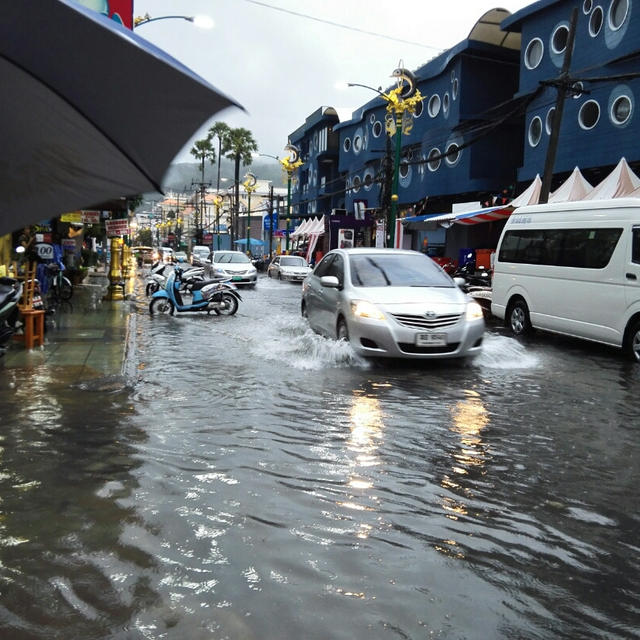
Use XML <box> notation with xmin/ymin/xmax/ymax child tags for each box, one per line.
<box><xmin>149</xmin><ymin>267</ymin><xmax>241</xmax><ymax>316</ymax></box>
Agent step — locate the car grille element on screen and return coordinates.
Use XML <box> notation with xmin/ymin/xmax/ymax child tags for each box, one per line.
<box><xmin>390</xmin><ymin>312</ymin><xmax>462</xmax><ymax>330</ymax></box>
<box><xmin>224</xmin><ymin>269</ymin><xmax>248</xmax><ymax>275</ymax></box>
<box><xmin>399</xmin><ymin>342</ymin><xmax>460</xmax><ymax>354</ymax></box>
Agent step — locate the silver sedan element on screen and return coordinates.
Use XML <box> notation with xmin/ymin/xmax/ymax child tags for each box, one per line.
<box><xmin>267</xmin><ymin>255</ymin><xmax>312</xmax><ymax>282</ymax></box>
<box><xmin>301</xmin><ymin>248</ymin><xmax>485</xmax><ymax>360</ymax></box>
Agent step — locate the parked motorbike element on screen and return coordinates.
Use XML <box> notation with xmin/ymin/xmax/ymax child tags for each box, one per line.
<box><xmin>453</xmin><ymin>253</ymin><xmax>492</xmax><ymax>292</ymax></box>
<box><xmin>145</xmin><ymin>261</ymin><xmax>204</xmax><ymax>296</ymax></box>
<box><xmin>149</xmin><ymin>267</ymin><xmax>241</xmax><ymax>316</ymax></box>
<box><xmin>0</xmin><ymin>277</ymin><xmax>23</xmax><ymax>357</ymax></box>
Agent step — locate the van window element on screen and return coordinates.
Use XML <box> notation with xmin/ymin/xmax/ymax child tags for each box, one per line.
<box><xmin>498</xmin><ymin>228</ymin><xmax>623</xmax><ymax>268</ymax></box>
<box><xmin>633</xmin><ymin>227</ymin><xmax>640</xmax><ymax>264</ymax></box>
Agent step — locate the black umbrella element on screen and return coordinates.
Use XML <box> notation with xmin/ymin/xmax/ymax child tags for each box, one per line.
<box><xmin>0</xmin><ymin>0</ymin><xmax>242</xmax><ymax>235</ymax></box>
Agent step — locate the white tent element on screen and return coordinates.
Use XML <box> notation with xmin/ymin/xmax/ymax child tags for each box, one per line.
<box><xmin>291</xmin><ymin>218</ymin><xmax>311</xmax><ymax>237</ymax></box>
<box><xmin>308</xmin><ymin>215</ymin><xmax>325</xmax><ymax>235</ymax></box>
<box><xmin>584</xmin><ymin>157</ymin><xmax>640</xmax><ymax>200</ymax></box>
<box><xmin>510</xmin><ymin>174</ymin><xmax>542</xmax><ymax>207</ymax></box>
<box><xmin>549</xmin><ymin>167</ymin><xmax>593</xmax><ymax>202</ymax></box>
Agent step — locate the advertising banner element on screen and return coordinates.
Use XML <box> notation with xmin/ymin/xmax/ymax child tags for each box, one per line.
<box><xmin>81</xmin><ymin>210</ymin><xmax>101</xmax><ymax>224</ymax></box>
<box><xmin>61</xmin><ymin>211</ymin><xmax>83</xmax><ymax>223</ymax></box>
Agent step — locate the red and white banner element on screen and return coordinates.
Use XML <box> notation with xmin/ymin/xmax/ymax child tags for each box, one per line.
<box><xmin>105</xmin><ymin>219</ymin><xmax>130</xmax><ymax>237</ymax></box>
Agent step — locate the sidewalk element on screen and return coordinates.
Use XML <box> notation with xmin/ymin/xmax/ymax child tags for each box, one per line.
<box><xmin>1</xmin><ymin>270</ymin><xmax>137</xmax><ymax>386</ymax></box>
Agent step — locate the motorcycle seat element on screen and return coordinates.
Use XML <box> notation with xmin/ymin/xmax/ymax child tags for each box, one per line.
<box><xmin>190</xmin><ymin>278</ymin><xmax>225</xmax><ymax>291</ymax></box>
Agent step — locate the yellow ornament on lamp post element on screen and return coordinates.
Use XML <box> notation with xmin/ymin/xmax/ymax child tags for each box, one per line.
<box><xmin>242</xmin><ymin>173</ymin><xmax>258</xmax><ymax>255</ymax></box>
<box><xmin>280</xmin><ymin>145</ymin><xmax>303</xmax><ymax>253</ymax></box>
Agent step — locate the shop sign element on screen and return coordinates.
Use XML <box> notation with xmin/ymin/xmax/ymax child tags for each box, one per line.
<box><xmin>62</xmin><ymin>239</ymin><xmax>76</xmax><ymax>251</ymax></box>
<box><xmin>35</xmin><ymin>243</ymin><xmax>54</xmax><ymax>260</ymax></box>
<box><xmin>81</xmin><ymin>210</ymin><xmax>101</xmax><ymax>224</ymax></box>
<box><xmin>61</xmin><ymin>211</ymin><xmax>83</xmax><ymax>223</ymax></box>
<box><xmin>105</xmin><ymin>219</ymin><xmax>130</xmax><ymax>237</ymax></box>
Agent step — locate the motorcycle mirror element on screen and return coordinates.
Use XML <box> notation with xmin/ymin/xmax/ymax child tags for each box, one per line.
<box><xmin>15</xmin><ymin>246</ymin><xmax>25</xmax><ymax>254</ymax></box>
<box><xmin>453</xmin><ymin>277</ymin><xmax>466</xmax><ymax>288</ymax></box>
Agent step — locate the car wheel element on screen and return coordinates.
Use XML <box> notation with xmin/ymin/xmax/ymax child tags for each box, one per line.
<box><xmin>508</xmin><ymin>299</ymin><xmax>532</xmax><ymax>336</ymax></box>
<box><xmin>337</xmin><ymin>317</ymin><xmax>349</xmax><ymax>342</ymax></box>
<box><xmin>624</xmin><ymin>319</ymin><xmax>640</xmax><ymax>363</ymax></box>
<box><xmin>301</xmin><ymin>301</ymin><xmax>308</xmax><ymax>318</ymax></box>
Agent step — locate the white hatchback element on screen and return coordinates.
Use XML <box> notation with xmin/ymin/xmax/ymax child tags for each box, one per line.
<box><xmin>205</xmin><ymin>251</ymin><xmax>257</xmax><ymax>286</ymax></box>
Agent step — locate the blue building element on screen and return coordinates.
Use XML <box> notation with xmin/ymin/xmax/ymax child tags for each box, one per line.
<box><xmin>502</xmin><ymin>0</ymin><xmax>640</xmax><ymax>186</ymax></box>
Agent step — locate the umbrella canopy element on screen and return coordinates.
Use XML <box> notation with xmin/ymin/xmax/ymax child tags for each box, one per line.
<box><xmin>234</xmin><ymin>238</ymin><xmax>264</xmax><ymax>246</ymax></box>
<box><xmin>0</xmin><ymin>0</ymin><xmax>241</xmax><ymax>235</ymax></box>
<box><xmin>291</xmin><ymin>219</ymin><xmax>311</xmax><ymax>238</ymax></box>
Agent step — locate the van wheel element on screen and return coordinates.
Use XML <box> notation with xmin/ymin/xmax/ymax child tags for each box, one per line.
<box><xmin>337</xmin><ymin>317</ymin><xmax>349</xmax><ymax>342</ymax></box>
<box><xmin>624</xmin><ymin>320</ymin><xmax>640</xmax><ymax>363</ymax></box>
<box><xmin>508</xmin><ymin>299</ymin><xmax>532</xmax><ymax>336</ymax></box>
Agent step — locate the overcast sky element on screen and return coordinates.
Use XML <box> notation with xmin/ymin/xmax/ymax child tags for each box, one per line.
<box><xmin>133</xmin><ymin>0</ymin><xmax>533</xmax><ymax>164</ymax></box>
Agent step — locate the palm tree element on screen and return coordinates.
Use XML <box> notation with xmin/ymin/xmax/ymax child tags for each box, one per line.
<box><xmin>190</xmin><ymin>138</ymin><xmax>216</xmax><ymax>241</ymax></box>
<box><xmin>222</xmin><ymin>127</ymin><xmax>258</xmax><ymax>245</ymax></box>
<box><xmin>207</xmin><ymin>122</ymin><xmax>231</xmax><ymax>195</ymax></box>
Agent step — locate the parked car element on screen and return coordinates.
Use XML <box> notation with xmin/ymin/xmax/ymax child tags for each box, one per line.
<box><xmin>205</xmin><ymin>250</ymin><xmax>257</xmax><ymax>286</ymax></box>
<box><xmin>174</xmin><ymin>251</ymin><xmax>188</xmax><ymax>263</ymax></box>
<box><xmin>191</xmin><ymin>245</ymin><xmax>210</xmax><ymax>266</ymax></box>
<box><xmin>267</xmin><ymin>255</ymin><xmax>312</xmax><ymax>282</ymax></box>
<box><xmin>301</xmin><ymin>248</ymin><xmax>485</xmax><ymax>359</ymax></box>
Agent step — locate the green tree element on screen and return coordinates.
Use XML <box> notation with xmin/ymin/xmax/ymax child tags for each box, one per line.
<box><xmin>222</xmin><ymin>127</ymin><xmax>258</xmax><ymax>244</ymax></box>
<box><xmin>136</xmin><ymin>228</ymin><xmax>154</xmax><ymax>247</ymax></box>
<box><xmin>207</xmin><ymin>122</ymin><xmax>231</xmax><ymax>194</ymax></box>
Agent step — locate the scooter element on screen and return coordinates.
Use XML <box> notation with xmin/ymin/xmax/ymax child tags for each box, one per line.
<box><xmin>149</xmin><ymin>267</ymin><xmax>241</xmax><ymax>316</ymax></box>
<box><xmin>145</xmin><ymin>261</ymin><xmax>204</xmax><ymax>296</ymax></box>
<box><xmin>0</xmin><ymin>277</ymin><xmax>23</xmax><ymax>357</ymax></box>
<box><xmin>453</xmin><ymin>253</ymin><xmax>491</xmax><ymax>292</ymax></box>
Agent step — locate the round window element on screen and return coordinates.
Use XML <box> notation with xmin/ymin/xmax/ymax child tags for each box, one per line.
<box><xmin>399</xmin><ymin>161</ymin><xmax>410</xmax><ymax>179</ymax></box>
<box><xmin>445</xmin><ymin>143</ymin><xmax>460</xmax><ymax>166</ymax></box>
<box><xmin>579</xmin><ymin>100</ymin><xmax>600</xmax><ymax>129</ymax></box>
<box><xmin>413</xmin><ymin>99</ymin><xmax>424</xmax><ymax>118</ymax></box>
<box><xmin>583</xmin><ymin>0</ymin><xmax>593</xmax><ymax>11</ymax></box>
<box><xmin>369</xmin><ymin>114</ymin><xmax>376</xmax><ymax>124</ymax></box>
<box><xmin>611</xmin><ymin>95</ymin><xmax>632</xmax><ymax>124</ymax></box>
<box><xmin>443</xmin><ymin>92</ymin><xmax>450</xmax><ymax>114</ymax></box>
<box><xmin>589</xmin><ymin>5</ymin><xmax>603</xmax><ymax>35</ymax></box>
<box><xmin>372</xmin><ymin>121</ymin><xmax>383</xmax><ymax>138</ymax></box>
<box><xmin>525</xmin><ymin>38</ymin><xmax>544</xmax><ymax>69</ymax></box>
<box><xmin>609</xmin><ymin>0</ymin><xmax>629</xmax><ymax>30</ymax></box>
<box><xmin>364</xmin><ymin>171</ymin><xmax>374</xmax><ymax>189</ymax></box>
<box><xmin>427</xmin><ymin>148</ymin><xmax>441</xmax><ymax>172</ymax></box>
<box><xmin>450</xmin><ymin>70</ymin><xmax>456</xmax><ymax>83</ymax></box>
<box><xmin>528</xmin><ymin>116</ymin><xmax>543</xmax><ymax>146</ymax></box>
<box><xmin>545</xmin><ymin>107</ymin><xmax>556</xmax><ymax>134</ymax></box>
<box><xmin>452</xmin><ymin>78</ymin><xmax>459</xmax><ymax>100</ymax></box>
<box><xmin>343</xmin><ymin>137</ymin><xmax>351</xmax><ymax>152</ymax></box>
<box><xmin>551</xmin><ymin>25</ymin><xmax>569</xmax><ymax>53</ymax></box>
<box><xmin>428</xmin><ymin>94</ymin><xmax>441</xmax><ymax>117</ymax></box>
<box><xmin>353</xmin><ymin>135</ymin><xmax>362</xmax><ymax>153</ymax></box>
<box><xmin>352</xmin><ymin>176</ymin><xmax>361</xmax><ymax>193</ymax></box>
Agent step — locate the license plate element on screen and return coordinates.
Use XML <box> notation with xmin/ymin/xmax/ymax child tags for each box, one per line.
<box><xmin>416</xmin><ymin>333</ymin><xmax>447</xmax><ymax>347</ymax></box>
<box><xmin>232</xmin><ymin>276</ymin><xmax>242</xmax><ymax>281</ymax></box>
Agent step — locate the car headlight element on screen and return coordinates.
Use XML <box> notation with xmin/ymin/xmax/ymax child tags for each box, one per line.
<box><xmin>466</xmin><ymin>301</ymin><xmax>484</xmax><ymax>321</ymax></box>
<box><xmin>249</xmin><ymin>267</ymin><xmax>257</xmax><ymax>274</ymax></box>
<box><xmin>351</xmin><ymin>300</ymin><xmax>385</xmax><ymax>320</ymax></box>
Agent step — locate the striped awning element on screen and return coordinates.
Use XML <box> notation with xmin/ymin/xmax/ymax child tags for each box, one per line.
<box><xmin>454</xmin><ymin>206</ymin><xmax>513</xmax><ymax>224</ymax></box>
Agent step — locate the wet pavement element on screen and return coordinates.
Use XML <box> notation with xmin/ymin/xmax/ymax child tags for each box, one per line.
<box><xmin>1</xmin><ymin>273</ymin><xmax>639</xmax><ymax>639</ymax></box>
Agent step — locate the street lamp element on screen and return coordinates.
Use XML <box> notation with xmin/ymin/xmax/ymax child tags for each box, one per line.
<box><xmin>213</xmin><ymin>194</ymin><xmax>223</xmax><ymax>251</ymax></box>
<box><xmin>279</xmin><ymin>146</ymin><xmax>303</xmax><ymax>253</ymax></box>
<box><xmin>345</xmin><ymin>66</ymin><xmax>423</xmax><ymax>247</ymax></box>
<box><xmin>242</xmin><ymin>173</ymin><xmax>258</xmax><ymax>255</ymax></box>
<box><xmin>133</xmin><ymin>13</ymin><xmax>214</xmax><ymax>29</ymax></box>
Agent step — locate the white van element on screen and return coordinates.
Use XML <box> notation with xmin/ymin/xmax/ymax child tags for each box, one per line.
<box><xmin>491</xmin><ymin>198</ymin><xmax>640</xmax><ymax>362</ymax></box>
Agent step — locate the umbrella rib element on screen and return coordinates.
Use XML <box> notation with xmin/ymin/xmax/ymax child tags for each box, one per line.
<box><xmin>2</xmin><ymin>53</ymin><xmax>165</xmax><ymax>194</ymax></box>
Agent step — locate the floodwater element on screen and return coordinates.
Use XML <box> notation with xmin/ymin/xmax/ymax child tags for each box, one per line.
<box><xmin>1</xmin><ymin>276</ymin><xmax>639</xmax><ymax>639</ymax></box>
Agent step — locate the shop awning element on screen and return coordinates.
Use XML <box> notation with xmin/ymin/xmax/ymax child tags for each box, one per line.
<box><xmin>402</xmin><ymin>205</ymin><xmax>512</xmax><ymax>227</ymax></box>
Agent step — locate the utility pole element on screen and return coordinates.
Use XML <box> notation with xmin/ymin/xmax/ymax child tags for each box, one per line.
<box><xmin>268</xmin><ymin>183</ymin><xmax>274</xmax><ymax>257</ymax></box>
<box><xmin>540</xmin><ymin>7</ymin><xmax>578</xmax><ymax>204</ymax></box>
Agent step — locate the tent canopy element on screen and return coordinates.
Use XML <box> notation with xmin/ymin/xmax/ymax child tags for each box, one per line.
<box><xmin>234</xmin><ymin>238</ymin><xmax>264</xmax><ymax>246</ymax></box>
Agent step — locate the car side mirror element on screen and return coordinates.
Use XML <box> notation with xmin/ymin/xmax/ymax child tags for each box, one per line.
<box><xmin>320</xmin><ymin>275</ymin><xmax>340</xmax><ymax>288</ymax></box>
<box><xmin>454</xmin><ymin>277</ymin><xmax>466</xmax><ymax>288</ymax></box>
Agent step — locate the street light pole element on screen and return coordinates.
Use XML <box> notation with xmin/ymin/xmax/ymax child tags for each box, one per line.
<box><xmin>243</xmin><ymin>173</ymin><xmax>257</xmax><ymax>255</ymax></box>
<box><xmin>280</xmin><ymin>145</ymin><xmax>303</xmax><ymax>255</ymax></box>
<box><xmin>133</xmin><ymin>14</ymin><xmax>214</xmax><ymax>29</ymax></box>
<box><xmin>347</xmin><ymin>67</ymin><xmax>423</xmax><ymax>247</ymax></box>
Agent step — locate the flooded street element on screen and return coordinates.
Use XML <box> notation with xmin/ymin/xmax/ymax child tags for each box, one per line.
<box><xmin>1</xmin><ymin>275</ymin><xmax>639</xmax><ymax>639</ymax></box>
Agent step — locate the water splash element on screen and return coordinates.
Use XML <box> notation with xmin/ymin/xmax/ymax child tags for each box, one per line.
<box><xmin>474</xmin><ymin>334</ymin><xmax>541</xmax><ymax>369</ymax></box>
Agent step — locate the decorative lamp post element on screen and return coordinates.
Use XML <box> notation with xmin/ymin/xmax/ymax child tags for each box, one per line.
<box><xmin>347</xmin><ymin>66</ymin><xmax>423</xmax><ymax>247</ymax></box>
<box><xmin>279</xmin><ymin>144</ymin><xmax>303</xmax><ymax>253</ymax></box>
<box><xmin>242</xmin><ymin>173</ymin><xmax>257</xmax><ymax>255</ymax></box>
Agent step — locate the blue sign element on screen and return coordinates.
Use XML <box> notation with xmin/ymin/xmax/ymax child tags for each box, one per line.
<box><xmin>263</xmin><ymin>212</ymin><xmax>278</xmax><ymax>231</ymax></box>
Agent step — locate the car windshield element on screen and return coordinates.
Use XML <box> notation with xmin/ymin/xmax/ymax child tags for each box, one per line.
<box><xmin>215</xmin><ymin>253</ymin><xmax>250</xmax><ymax>264</ymax></box>
<box><xmin>349</xmin><ymin>253</ymin><xmax>453</xmax><ymax>287</ymax></box>
<box><xmin>280</xmin><ymin>257</ymin><xmax>308</xmax><ymax>267</ymax></box>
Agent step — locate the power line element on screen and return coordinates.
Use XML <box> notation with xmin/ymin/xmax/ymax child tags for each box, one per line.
<box><xmin>241</xmin><ymin>0</ymin><xmax>443</xmax><ymax>51</ymax></box>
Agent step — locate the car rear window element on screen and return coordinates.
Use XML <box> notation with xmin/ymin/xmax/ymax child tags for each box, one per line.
<box><xmin>350</xmin><ymin>253</ymin><xmax>453</xmax><ymax>287</ymax></box>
